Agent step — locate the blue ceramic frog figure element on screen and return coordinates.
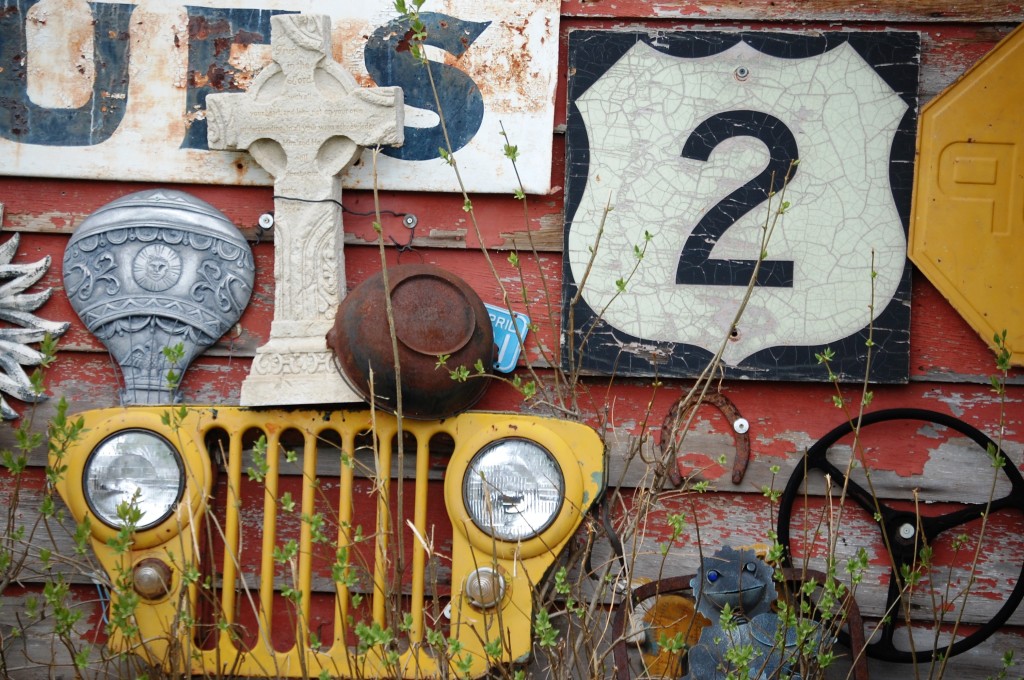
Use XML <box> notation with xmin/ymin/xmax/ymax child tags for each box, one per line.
<box><xmin>684</xmin><ymin>546</ymin><xmax>806</xmax><ymax>679</ymax></box>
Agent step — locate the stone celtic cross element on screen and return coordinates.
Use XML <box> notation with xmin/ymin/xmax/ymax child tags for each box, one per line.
<box><xmin>206</xmin><ymin>13</ymin><xmax>403</xmax><ymax>406</ymax></box>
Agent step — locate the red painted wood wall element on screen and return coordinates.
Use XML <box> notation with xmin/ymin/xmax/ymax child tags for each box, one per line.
<box><xmin>2</xmin><ymin>1</ymin><xmax>1024</xmax><ymax>678</ymax></box>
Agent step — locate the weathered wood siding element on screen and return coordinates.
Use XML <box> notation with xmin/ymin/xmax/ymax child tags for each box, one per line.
<box><xmin>1</xmin><ymin>1</ymin><xmax>1023</xmax><ymax>678</ymax></box>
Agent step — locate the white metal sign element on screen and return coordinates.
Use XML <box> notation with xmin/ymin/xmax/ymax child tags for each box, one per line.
<box><xmin>0</xmin><ymin>0</ymin><xmax>558</xmax><ymax>194</ymax></box>
<box><xmin>563</xmin><ymin>32</ymin><xmax>918</xmax><ymax>382</ymax></box>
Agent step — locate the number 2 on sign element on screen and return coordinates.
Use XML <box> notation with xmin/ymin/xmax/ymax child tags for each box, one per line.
<box><xmin>676</xmin><ymin>110</ymin><xmax>798</xmax><ymax>288</ymax></box>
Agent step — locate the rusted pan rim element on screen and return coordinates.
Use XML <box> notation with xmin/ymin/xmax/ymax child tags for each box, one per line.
<box><xmin>327</xmin><ymin>264</ymin><xmax>494</xmax><ymax>419</ymax></box>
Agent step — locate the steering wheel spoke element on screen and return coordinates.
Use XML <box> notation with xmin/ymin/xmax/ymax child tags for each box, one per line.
<box><xmin>814</xmin><ymin>456</ymin><xmax>897</xmax><ymax>522</ymax></box>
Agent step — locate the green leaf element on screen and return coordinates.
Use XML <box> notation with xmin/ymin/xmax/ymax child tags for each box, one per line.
<box><xmin>519</xmin><ymin>380</ymin><xmax>537</xmax><ymax>400</ymax></box>
<box><xmin>815</xmin><ymin>347</ymin><xmax>835</xmax><ymax>364</ymax></box>
<box><xmin>273</xmin><ymin>539</ymin><xmax>298</xmax><ymax>564</ymax></box>
<box><xmin>484</xmin><ymin>636</ymin><xmax>502</xmax><ymax>658</ymax></box>
<box><xmin>29</xmin><ymin>368</ymin><xmax>45</xmax><ymax>396</ymax></box>
<box><xmin>534</xmin><ymin>609</ymin><xmax>559</xmax><ymax>649</ymax></box>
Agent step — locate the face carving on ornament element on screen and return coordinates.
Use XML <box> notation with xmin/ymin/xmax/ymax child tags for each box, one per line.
<box><xmin>133</xmin><ymin>244</ymin><xmax>183</xmax><ymax>292</ymax></box>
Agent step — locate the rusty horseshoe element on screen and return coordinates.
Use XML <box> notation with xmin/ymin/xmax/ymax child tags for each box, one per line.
<box><xmin>661</xmin><ymin>390</ymin><xmax>751</xmax><ymax>487</ymax></box>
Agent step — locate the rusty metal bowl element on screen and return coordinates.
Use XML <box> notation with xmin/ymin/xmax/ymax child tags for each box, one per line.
<box><xmin>326</xmin><ymin>264</ymin><xmax>494</xmax><ymax>419</ymax></box>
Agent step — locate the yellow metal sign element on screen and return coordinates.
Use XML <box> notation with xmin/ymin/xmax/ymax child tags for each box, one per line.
<box><xmin>910</xmin><ymin>23</ymin><xmax>1024</xmax><ymax>365</ymax></box>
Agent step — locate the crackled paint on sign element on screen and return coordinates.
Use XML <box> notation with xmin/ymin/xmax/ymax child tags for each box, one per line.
<box><xmin>0</xmin><ymin>0</ymin><xmax>558</xmax><ymax>194</ymax></box>
<box><xmin>563</xmin><ymin>31</ymin><xmax>919</xmax><ymax>382</ymax></box>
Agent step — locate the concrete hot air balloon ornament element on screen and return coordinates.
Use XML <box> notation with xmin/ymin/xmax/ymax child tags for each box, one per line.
<box><xmin>63</xmin><ymin>190</ymin><xmax>254</xmax><ymax>405</ymax></box>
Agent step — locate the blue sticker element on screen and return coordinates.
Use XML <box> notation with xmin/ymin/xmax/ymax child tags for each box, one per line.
<box><xmin>484</xmin><ymin>303</ymin><xmax>530</xmax><ymax>374</ymax></box>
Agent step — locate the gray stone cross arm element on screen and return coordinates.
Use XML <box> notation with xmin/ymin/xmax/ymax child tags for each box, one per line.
<box><xmin>206</xmin><ymin>84</ymin><xmax>404</xmax><ymax>180</ymax></box>
<box><xmin>205</xmin><ymin>13</ymin><xmax>404</xmax><ymax>180</ymax></box>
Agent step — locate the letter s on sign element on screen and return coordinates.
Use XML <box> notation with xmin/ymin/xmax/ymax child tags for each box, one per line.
<box><xmin>364</xmin><ymin>13</ymin><xmax>489</xmax><ymax>161</ymax></box>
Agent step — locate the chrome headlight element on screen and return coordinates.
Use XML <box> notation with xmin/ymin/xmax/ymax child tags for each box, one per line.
<box><xmin>84</xmin><ymin>430</ymin><xmax>184</xmax><ymax>530</ymax></box>
<box><xmin>463</xmin><ymin>438</ymin><xmax>564</xmax><ymax>541</ymax></box>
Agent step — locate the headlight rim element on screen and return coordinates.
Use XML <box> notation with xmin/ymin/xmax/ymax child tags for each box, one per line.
<box><xmin>83</xmin><ymin>428</ymin><xmax>186</xmax><ymax>532</ymax></box>
<box><xmin>462</xmin><ymin>438</ymin><xmax>565</xmax><ymax>544</ymax></box>
<box><xmin>446</xmin><ymin>425</ymin><xmax>586</xmax><ymax>561</ymax></box>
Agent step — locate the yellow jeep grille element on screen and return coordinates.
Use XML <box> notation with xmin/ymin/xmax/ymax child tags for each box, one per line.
<box><xmin>51</xmin><ymin>406</ymin><xmax>605</xmax><ymax>678</ymax></box>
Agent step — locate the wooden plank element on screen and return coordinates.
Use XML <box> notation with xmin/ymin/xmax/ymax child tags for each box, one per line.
<box><xmin>0</xmin><ymin>475</ymin><xmax>118</xmax><ymax>587</ymax></box>
<box><xmin>862</xmin><ymin>630</ymin><xmax>1024</xmax><ymax>680</ymax></box>
<box><xmin>524</xmin><ymin>612</ymin><xmax>1024</xmax><ymax>680</ymax></box>
<box><xmin>560</xmin><ymin>0</ymin><xmax>1024</xmax><ymax>22</ymax></box>
<box><xmin>1</xmin><ymin>584</ymin><xmax>1021</xmax><ymax>680</ymax></box>
<box><xmin>0</xmin><ymin>233</ymin><xmax>567</xmax><ymax>369</ymax></box>
<box><xmin>0</xmin><ymin>178</ymin><xmax>563</xmax><ymax>252</ymax></box>
<box><xmin>8</xmin><ymin>362</ymin><xmax>1023</xmax><ymax>480</ymax></box>
<box><xmin>598</xmin><ymin>380</ymin><xmax>1024</xmax><ymax>489</ymax></box>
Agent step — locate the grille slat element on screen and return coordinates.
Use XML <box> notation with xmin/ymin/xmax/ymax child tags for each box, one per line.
<box><xmin>409</xmin><ymin>432</ymin><xmax>431</xmax><ymax>644</ymax></box>
<box><xmin>298</xmin><ymin>430</ymin><xmax>319</xmax><ymax>651</ymax></box>
<box><xmin>333</xmin><ymin>430</ymin><xmax>356</xmax><ymax>654</ymax></box>
<box><xmin>218</xmin><ymin>427</ymin><xmax>244</xmax><ymax>651</ymax></box>
<box><xmin>373</xmin><ymin>429</ymin><xmax>392</xmax><ymax>629</ymax></box>
<box><xmin>258</xmin><ymin>431</ymin><xmax>281</xmax><ymax>654</ymax></box>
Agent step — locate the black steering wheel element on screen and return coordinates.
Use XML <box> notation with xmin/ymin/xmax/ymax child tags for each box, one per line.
<box><xmin>777</xmin><ymin>408</ymin><xmax>1024</xmax><ymax>662</ymax></box>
